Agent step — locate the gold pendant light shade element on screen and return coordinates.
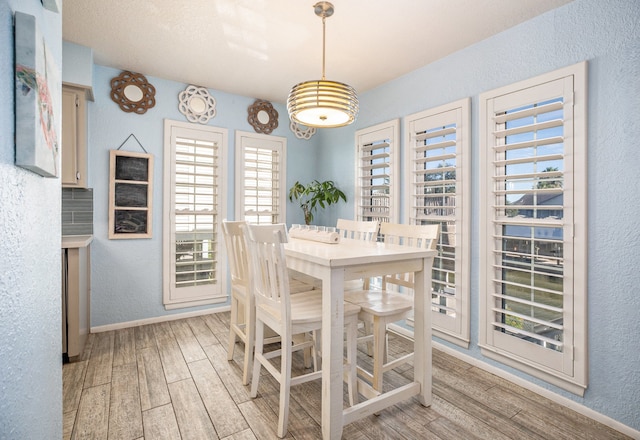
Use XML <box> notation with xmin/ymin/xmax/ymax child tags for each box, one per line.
<box><xmin>287</xmin><ymin>2</ymin><xmax>358</xmax><ymax>128</ymax></box>
<box><xmin>288</xmin><ymin>79</ymin><xmax>358</xmax><ymax>128</ymax></box>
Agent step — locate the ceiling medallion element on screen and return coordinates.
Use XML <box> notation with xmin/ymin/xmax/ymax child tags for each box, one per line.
<box><xmin>290</xmin><ymin>121</ymin><xmax>316</xmax><ymax>140</ymax></box>
<box><xmin>178</xmin><ymin>85</ymin><xmax>216</xmax><ymax>124</ymax></box>
<box><xmin>248</xmin><ymin>99</ymin><xmax>279</xmax><ymax>134</ymax></box>
<box><xmin>110</xmin><ymin>71</ymin><xmax>156</xmax><ymax>114</ymax></box>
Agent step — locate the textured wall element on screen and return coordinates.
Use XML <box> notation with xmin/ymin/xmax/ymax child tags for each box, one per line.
<box><xmin>87</xmin><ymin>65</ymin><xmax>320</xmax><ymax>327</ymax></box>
<box><xmin>0</xmin><ymin>0</ymin><xmax>63</xmax><ymax>438</ymax></box>
<box><xmin>317</xmin><ymin>0</ymin><xmax>640</xmax><ymax>432</ymax></box>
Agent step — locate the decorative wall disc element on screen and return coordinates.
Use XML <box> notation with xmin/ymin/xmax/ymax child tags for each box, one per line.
<box><xmin>247</xmin><ymin>99</ymin><xmax>278</xmax><ymax>134</ymax></box>
<box><xmin>110</xmin><ymin>71</ymin><xmax>156</xmax><ymax>114</ymax></box>
<box><xmin>178</xmin><ymin>85</ymin><xmax>216</xmax><ymax>124</ymax></box>
<box><xmin>289</xmin><ymin>121</ymin><xmax>317</xmax><ymax>140</ymax></box>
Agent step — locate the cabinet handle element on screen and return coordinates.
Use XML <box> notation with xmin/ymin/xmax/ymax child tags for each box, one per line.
<box><xmin>76</xmin><ymin>172</ymin><xmax>80</xmax><ymax>181</ymax></box>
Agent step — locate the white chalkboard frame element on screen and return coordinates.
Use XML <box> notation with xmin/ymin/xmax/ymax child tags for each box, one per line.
<box><xmin>108</xmin><ymin>149</ymin><xmax>154</xmax><ymax>239</ymax></box>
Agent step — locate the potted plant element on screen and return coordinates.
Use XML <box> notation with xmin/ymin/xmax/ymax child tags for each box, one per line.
<box><xmin>288</xmin><ymin>179</ymin><xmax>347</xmax><ymax>225</ymax></box>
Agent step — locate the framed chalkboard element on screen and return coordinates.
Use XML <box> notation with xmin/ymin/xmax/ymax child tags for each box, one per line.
<box><xmin>109</xmin><ymin>150</ymin><xmax>154</xmax><ymax>239</ymax></box>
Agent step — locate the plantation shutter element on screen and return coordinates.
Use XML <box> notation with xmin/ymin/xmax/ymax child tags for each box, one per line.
<box><xmin>235</xmin><ymin>131</ymin><xmax>286</xmax><ymax>224</ymax></box>
<box><xmin>164</xmin><ymin>122</ymin><xmax>227</xmax><ymax>308</ymax></box>
<box><xmin>405</xmin><ymin>99</ymin><xmax>470</xmax><ymax>345</ymax></box>
<box><xmin>355</xmin><ymin>120</ymin><xmax>399</xmax><ymax>224</ymax></box>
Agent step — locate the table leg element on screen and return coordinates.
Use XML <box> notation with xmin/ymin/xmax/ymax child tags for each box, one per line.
<box><xmin>322</xmin><ymin>267</ymin><xmax>345</xmax><ymax>439</ymax></box>
<box><xmin>414</xmin><ymin>256</ymin><xmax>434</xmax><ymax>406</ymax></box>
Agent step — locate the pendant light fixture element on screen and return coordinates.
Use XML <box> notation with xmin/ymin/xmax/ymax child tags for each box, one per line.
<box><xmin>287</xmin><ymin>2</ymin><xmax>358</xmax><ymax>128</ymax></box>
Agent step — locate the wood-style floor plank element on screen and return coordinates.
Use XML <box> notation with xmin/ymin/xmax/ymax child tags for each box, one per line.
<box><xmin>142</xmin><ymin>403</ymin><xmax>181</xmax><ymax>440</ymax></box>
<box><xmin>156</xmin><ymin>336</ymin><xmax>191</xmax><ymax>384</ymax></box>
<box><xmin>72</xmin><ymin>384</ymin><xmax>110</xmax><ymax>440</ymax></box>
<box><xmin>113</xmin><ymin>327</ymin><xmax>136</xmax><ymax>367</ymax></box>
<box><xmin>186</xmin><ymin>315</ymin><xmax>220</xmax><ymax>347</ymax></box>
<box><xmin>137</xmin><ymin>346</ymin><xmax>171</xmax><ymax>411</ymax></box>
<box><xmin>170</xmin><ymin>319</ymin><xmax>207</xmax><ymax>362</ymax></box>
<box><xmin>202</xmin><ymin>342</ymin><xmax>252</xmax><ymax>404</ymax></box>
<box><xmin>168</xmin><ymin>378</ymin><xmax>219</xmax><ymax>440</ymax></box>
<box><xmin>62</xmin><ymin>312</ymin><xmax>634</xmax><ymax>440</ymax></box>
<box><xmin>83</xmin><ymin>331</ymin><xmax>114</xmax><ymax>388</ymax></box>
<box><xmin>134</xmin><ymin>324</ymin><xmax>156</xmax><ymax>350</ymax></box>
<box><xmin>189</xmin><ymin>358</ymin><xmax>250</xmax><ymax>438</ymax></box>
<box><xmin>108</xmin><ymin>363</ymin><xmax>143</xmax><ymax>440</ymax></box>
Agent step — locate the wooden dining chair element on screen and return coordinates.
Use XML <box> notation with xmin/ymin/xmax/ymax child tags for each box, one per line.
<box><xmin>243</xmin><ymin>223</ymin><xmax>361</xmax><ymax>438</ymax></box>
<box><xmin>336</xmin><ymin>218</ymin><xmax>379</xmax><ymax>242</ymax></box>
<box><xmin>336</xmin><ymin>218</ymin><xmax>379</xmax><ymax>293</ymax></box>
<box><xmin>344</xmin><ymin>222</ymin><xmax>439</xmax><ymax>394</ymax></box>
<box><xmin>222</xmin><ymin>220</ymin><xmax>316</xmax><ymax>386</ymax></box>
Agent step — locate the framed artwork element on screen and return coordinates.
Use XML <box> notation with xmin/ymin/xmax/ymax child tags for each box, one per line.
<box><xmin>109</xmin><ymin>150</ymin><xmax>154</xmax><ymax>239</ymax></box>
<box><xmin>15</xmin><ymin>12</ymin><xmax>60</xmax><ymax>178</ymax></box>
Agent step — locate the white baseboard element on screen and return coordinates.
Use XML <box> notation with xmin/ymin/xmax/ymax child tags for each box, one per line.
<box><xmin>90</xmin><ymin>305</ymin><xmax>231</xmax><ymax>333</ymax></box>
<box><xmin>433</xmin><ymin>341</ymin><xmax>640</xmax><ymax>439</ymax></box>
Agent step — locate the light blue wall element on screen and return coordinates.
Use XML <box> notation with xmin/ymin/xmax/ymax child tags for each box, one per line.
<box><xmin>316</xmin><ymin>0</ymin><xmax>640</xmax><ymax>431</ymax></box>
<box><xmin>88</xmin><ymin>65</ymin><xmax>320</xmax><ymax>326</ymax></box>
<box><xmin>0</xmin><ymin>0</ymin><xmax>62</xmax><ymax>438</ymax></box>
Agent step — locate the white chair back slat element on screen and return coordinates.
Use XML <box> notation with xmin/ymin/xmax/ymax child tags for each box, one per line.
<box><xmin>336</xmin><ymin>218</ymin><xmax>379</xmax><ymax>242</ymax></box>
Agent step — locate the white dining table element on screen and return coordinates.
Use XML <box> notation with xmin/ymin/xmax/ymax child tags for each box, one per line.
<box><xmin>284</xmin><ymin>237</ymin><xmax>437</xmax><ymax>439</ymax></box>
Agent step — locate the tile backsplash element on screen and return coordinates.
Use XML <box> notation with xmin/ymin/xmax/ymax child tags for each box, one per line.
<box><xmin>62</xmin><ymin>188</ymin><xmax>93</xmax><ymax>236</ymax></box>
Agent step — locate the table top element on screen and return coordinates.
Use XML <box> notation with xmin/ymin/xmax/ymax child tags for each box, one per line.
<box><xmin>284</xmin><ymin>237</ymin><xmax>436</xmax><ymax>267</ymax></box>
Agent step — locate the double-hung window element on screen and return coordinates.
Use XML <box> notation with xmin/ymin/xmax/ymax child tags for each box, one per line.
<box><xmin>354</xmin><ymin>120</ymin><xmax>400</xmax><ymax>224</ymax></box>
<box><xmin>235</xmin><ymin>131</ymin><xmax>286</xmax><ymax>224</ymax></box>
<box><xmin>163</xmin><ymin>120</ymin><xmax>228</xmax><ymax>309</ymax></box>
<box><xmin>479</xmin><ymin>62</ymin><xmax>587</xmax><ymax>395</ymax></box>
<box><xmin>404</xmin><ymin>98</ymin><xmax>471</xmax><ymax>347</ymax></box>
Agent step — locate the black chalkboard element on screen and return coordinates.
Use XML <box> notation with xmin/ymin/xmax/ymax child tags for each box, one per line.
<box><xmin>115</xmin><ymin>156</ymin><xmax>149</xmax><ymax>181</ymax></box>
<box><xmin>114</xmin><ymin>182</ymin><xmax>148</xmax><ymax>207</ymax></box>
<box><xmin>114</xmin><ymin>210</ymin><xmax>148</xmax><ymax>234</ymax></box>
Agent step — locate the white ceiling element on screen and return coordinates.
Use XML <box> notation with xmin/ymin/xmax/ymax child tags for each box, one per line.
<box><xmin>62</xmin><ymin>0</ymin><xmax>572</xmax><ymax>104</ymax></box>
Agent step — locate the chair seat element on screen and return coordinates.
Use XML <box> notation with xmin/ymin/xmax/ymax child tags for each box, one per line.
<box><xmin>344</xmin><ymin>290</ymin><xmax>413</xmax><ymax>317</ymax></box>
<box><xmin>259</xmin><ymin>290</ymin><xmax>361</xmax><ymax>326</ymax></box>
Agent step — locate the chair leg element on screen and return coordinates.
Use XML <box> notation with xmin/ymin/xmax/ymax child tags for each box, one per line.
<box><xmin>227</xmin><ymin>296</ymin><xmax>238</xmax><ymax>361</ymax></box>
<box><xmin>345</xmin><ymin>317</ymin><xmax>359</xmax><ymax>406</ymax></box>
<box><xmin>250</xmin><ymin>320</ymin><xmax>264</xmax><ymax>399</ymax></box>
<box><xmin>372</xmin><ymin>316</ymin><xmax>386</xmax><ymax>393</ymax></box>
<box><xmin>277</xmin><ymin>333</ymin><xmax>293</xmax><ymax>438</ymax></box>
<box><xmin>242</xmin><ymin>299</ymin><xmax>256</xmax><ymax>386</ymax></box>
<box><xmin>363</xmin><ymin>318</ymin><xmax>374</xmax><ymax>356</ymax></box>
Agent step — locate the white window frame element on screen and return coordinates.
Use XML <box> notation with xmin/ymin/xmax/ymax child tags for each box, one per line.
<box><xmin>354</xmin><ymin>119</ymin><xmax>400</xmax><ymax>224</ymax></box>
<box><xmin>479</xmin><ymin>62</ymin><xmax>587</xmax><ymax>395</ymax></box>
<box><xmin>403</xmin><ymin>98</ymin><xmax>471</xmax><ymax>348</ymax></box>
<box><xmin>162</xmin><ymin>120</ymin><xmax>228</xmax><ymax>309</ymax></box>
<box><xmin>235</xmin><ymin>131</ymin><xmax>287</xmax><ymax>224</ymax></box>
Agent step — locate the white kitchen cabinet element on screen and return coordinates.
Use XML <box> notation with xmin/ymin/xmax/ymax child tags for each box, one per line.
<box><xmin>61</xmin><ymin>85</ymin><xmax>88</xmax><ymax>188</ymax></box>
<box><xmin>62</xmin><ymin>236</ymin><xmax>92</xmax><ymax>361</ymax></box>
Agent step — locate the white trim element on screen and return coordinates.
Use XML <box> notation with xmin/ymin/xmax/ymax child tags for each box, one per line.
<box><xmin>90</xmin><ymin>305</ymin><xmax>231</xmax><ymax>333</ymax></box>
<box><xmin>433</xmin><ymin>342</ymin><xmax>640</xmax><ymax>440</ymax></box>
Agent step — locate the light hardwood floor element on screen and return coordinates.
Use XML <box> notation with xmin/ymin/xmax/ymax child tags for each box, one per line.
<box><xmin>63</xmin><ymin>312</ymin><xmax>630</xmax><ymax>439</ymax></box>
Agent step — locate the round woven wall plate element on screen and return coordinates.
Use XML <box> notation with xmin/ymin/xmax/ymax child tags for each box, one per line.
<box><xmin>248</xmin><ymin>99</ymin><xmax>278</xmax><ymax>134</ymax></box>
<box><xmin>178</xmin><ymin>85</ymin><xmax>216</xmax><ymax>124</ymax></box>
<box><xmin>110</xmin><ymin>71</ymin><xmax>156</xmax><ymax>114</ymax></box>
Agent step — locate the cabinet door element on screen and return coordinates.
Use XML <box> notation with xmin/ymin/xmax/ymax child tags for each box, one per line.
<box><xmin>61</xmin><ymin>86</ymin><xmax>87</xmax><ymax>187</ymax></box>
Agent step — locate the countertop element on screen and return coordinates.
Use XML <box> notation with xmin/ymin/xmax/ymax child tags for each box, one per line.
<box><xmin>62</xmin><ymin>235</ymin><xmax>93</xmax><ymax>248</ymax></box>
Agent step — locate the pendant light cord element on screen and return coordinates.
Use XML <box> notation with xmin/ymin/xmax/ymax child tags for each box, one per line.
<box><xmin>321</xmin><ymin>16</ymin><xmax>326</xmax><ymax>80</ymax></box>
